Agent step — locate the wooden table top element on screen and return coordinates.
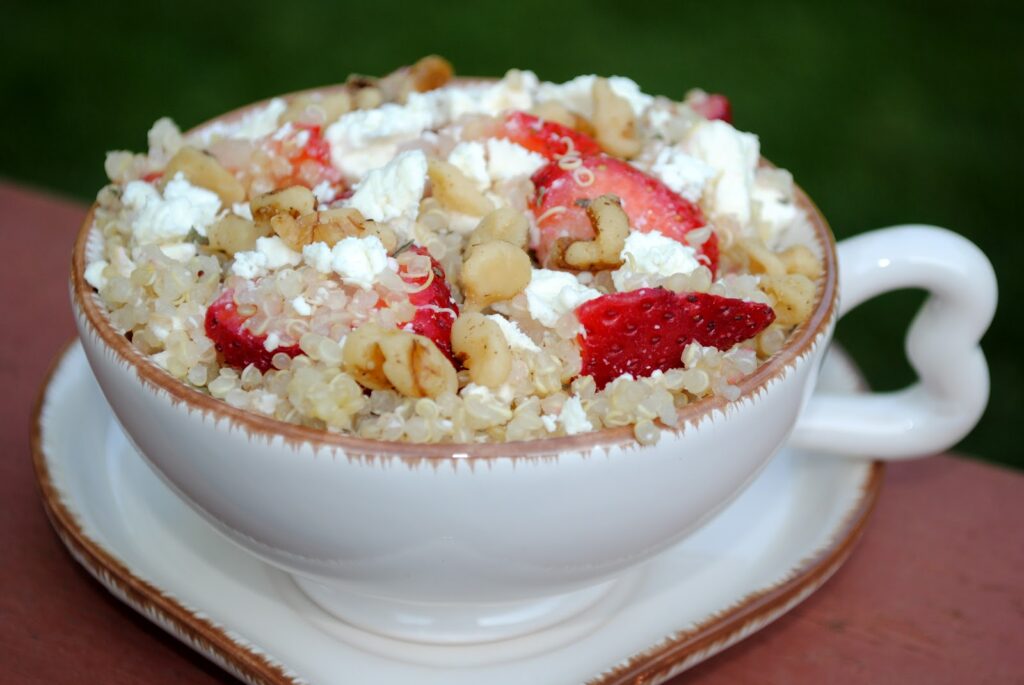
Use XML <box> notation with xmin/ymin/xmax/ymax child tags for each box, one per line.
<box><xmin>1</xmin><ymin>181</ymin><xmax>1021</xmax><ymax>683</ymax></box>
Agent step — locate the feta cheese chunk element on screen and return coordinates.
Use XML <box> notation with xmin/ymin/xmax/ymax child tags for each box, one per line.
<box><xmin>302</xmin><ymin>235</ymin><xmax>390</xmax><ymax>290</ymax></box>
<box><xmin>612</xmin><ymin>230</ymin><xmax>701</xmax><ymax>291</ymax></box>
<box><xmin>487</xmin><ymin>314</ymin><xmax>540</xmax><ymax>353</ymax></box>
<box><xmin>447</xmin><ymin>141</ymin><xmax>490</xmax><ymax>191</ymax></box>
<box><xmin>751</xmin><ymin>169</ymin><xmax>799</xmax><ymax>237</ymax></box>
<box><xmin>194</xmin><ymin>98</ymin><xmax>287</xmax><ymax>144</ymax></box>
<box><xmin>326</xmin><ymin>99</ymin><xmax>439</xmax><ymax>179</ymax></box>
<box><xmin>230</xmin><ymin>236</ymin><xmax>301</xmax><ymax>279</ymax></box>
<box><xmin>311</xmin><ymin>180</ymin><xmax>338</xmax><ymax>205</ymax></box>
<box><xmin>525</xmin><ymin>269</ymin><xmax>602</xmax><ymax>327</ymax></box>
<box><xmin>345</xmin><ymin>150</ymin><xmax>428</xmax><ymax>234</ymax></box>
<box><xmin>291</xmin><ymin>295</ymin><xmax>313</xmax><ymax>316</ymax></box>
<box><xmin>686</xmin><ymin>120</ymin><xmax>760</xmax><ymax>224</ymax></box>
<box><xmin>648</xmin><ymin>147</ymin><xmax>716</xmax><ymax>203</ymax></box>
<box><xmin>536</xmin><ymin>74</ymin><xmax>653</xmax><ymax>118</ymax></box>
<box><xmin>486</xmin><ymin>139</ymin><xmax>546</xmax><ymax>182</ymax></box>
<box><xmin>329</xmin><ymin>235</ymin><xmax>390</xmax><ymax>289</ymax></box>
<box><xmin>122</xmin><ymin>172</ymin><xmax>221</xmax><ymax>244</ymax></box>
<box><xmin>558</xmin><ymin>395</ymin><xmax>593</xmax><ymax>435</ymax></box>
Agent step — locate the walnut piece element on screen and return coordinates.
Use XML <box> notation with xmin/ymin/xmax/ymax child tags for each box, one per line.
<box><xmin>343</xmin><ymin>323</ymin><xmax>458</xmax><ymax>398</ymax></box>
<box><xmin>460</xmin><ymin>240</ymin><xmax>532</xmax><ymax>308</ymax></box>
<box><xmin>592</xmin><ymin>78</ymin><xmax>642</xmax><ymax>159</ymax></box>
<box><xmin>162</xmin><ymin>146</ymin><xmax>246</xmax><ymax>205</ymax></box>
<box><xmin>427</xmin><ymin>159</ymin><xmax>494</xmax><ymax>217</ymax></box>
<box><xmin>270</xmin><ymin>207</ymin><xmax>394</xmax><ymax>252</ymax></box>
<box><xmin>451</xmin><ymin>312</ymin><xmax>512</xmax><ymax>389</ymax></box>
<box><xmin>251</xmin><ymin>186</ymin><xmax>316</xmax><ymax>231</ymax></box>
<box><xmin>466</xmin><ymin>208</ymin><xmax>529</xmax><ymax>251</ymax></box>
<box><xmin>207</xmin><ymin>215</ymin><xmax>270</xmax><ymax>256</ymax></box>
<box><xmin>553</xmin><ymin>194</ymin><xmax>629</xmax><ymax>271</ymax></box>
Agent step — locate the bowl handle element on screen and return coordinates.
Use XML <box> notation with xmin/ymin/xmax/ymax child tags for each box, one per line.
<box><xmin>789</xmin><ymin>225</ymin><xmax>996</xmax><ymax>458</ymax></box>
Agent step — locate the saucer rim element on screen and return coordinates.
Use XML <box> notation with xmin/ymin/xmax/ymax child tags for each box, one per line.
<box><xmin>31</xmin><ymin>338</ymin><xmax>884</xmax><ymax>685</ymax></box>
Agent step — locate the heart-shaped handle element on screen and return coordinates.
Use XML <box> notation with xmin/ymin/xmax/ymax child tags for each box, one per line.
<box><xmin>790</xmin><ymin>225</ymin><xmax>997</xmax><ymax>458</ymax></box>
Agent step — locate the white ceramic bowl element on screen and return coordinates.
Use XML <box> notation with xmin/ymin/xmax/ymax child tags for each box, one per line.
<box><xmin>70</xmin><ymin>89</ymin><xmax>997</xmax><ymax>644</ymax></box>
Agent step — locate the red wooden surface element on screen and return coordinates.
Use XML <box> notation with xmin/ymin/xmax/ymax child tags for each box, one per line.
<box><xmin>1</xmin><ymin>182</ymin><xmax>1021</xmax><ymax>683</ymax></box>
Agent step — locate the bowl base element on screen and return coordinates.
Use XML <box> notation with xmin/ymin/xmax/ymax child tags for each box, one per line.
<box><xmin>291</xmin><ymin>574</ymin><xmax>626</xmax><ymax>645</ymax></box>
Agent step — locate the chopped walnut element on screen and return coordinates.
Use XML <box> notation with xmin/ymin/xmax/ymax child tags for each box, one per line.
<box><xmin>251</xmin><ymin>186</ymin><xmax>316</xmax><ymax>231</ymax></box>
<box><xmin>451</xmin><ymin>312</ymin><xmax>512</xmax><ymax>389</ymax></box>
<box><xmin>427</xmin><ymin>159</ymin><xmax>494</xmax><ymax>217</ymax></box>
<box><xmin>343</xmin><ymin>323</ymin><xmax>458</xmax><ymax>399</ymax></box>
<box><xmin>592</xmin><ymin>78</ymin><xmax>642</xmax><ymax>159</ymax></box>
<box><xmin>551</xmin><ymin>194</ymin><xmax>629</xmax><ymax>270</ymax></box>
<box><xmin>162</xmin><ymin>146</ymin><xmax>245</xmax><ymax>205</ymax></box>
<box><xmin>271</xmin><ymin>208</ymin><xmax>393</xmax><ymax>251</ymax></box>
<box><xmin>460</xmin><ymin>240</ymin><xmax>532</xmax><ymax>308</ymax></box>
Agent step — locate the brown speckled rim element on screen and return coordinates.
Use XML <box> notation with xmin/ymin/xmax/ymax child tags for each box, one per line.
<box><xmin>32</xmin><ymin>339</ymin><xmax>882</xmax><ymax>684</ymax></box>
<box><xmin>70</xmin><ymin>81</ymin><xmax>839</xmax><ymax>459</ymax></box>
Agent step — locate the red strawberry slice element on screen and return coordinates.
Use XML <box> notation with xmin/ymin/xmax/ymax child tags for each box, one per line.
<box><xmin>397</xmin><ymin>245</ymin><xmax>460</xmax><ymax>363</ymax></box>
<box><xmin>531</xmin><ymin>155</ymin><xmax>717</xmax><ymax>272</ymax></box>
<box><xmin>205</xmin><ymin>290</ymin><xmax>303</xmax><ymax>372</ymax></box>
<box><xmin>687</xmin><ymin>92</ymin><xmax>732</xmax><ymax>123</ymax></box>
<box><xmin>267</xmin><ymin>123</ymin><xmax>345</xmax><ymax>193</ymax></box>
<box><xmin>500</xmin><ymin>111</ymin><xmax>602</xmax><ymax>159</ymax></box>
<box><xmin>575</xmin><ymin>288</ymin><xmax>774</xmax><ymax>389</ymax></box>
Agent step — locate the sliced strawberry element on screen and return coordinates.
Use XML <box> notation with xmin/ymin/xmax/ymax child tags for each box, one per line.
<box><xmin>266</xmin><ymin>123</ymin><xmax>345</xmax><ymax>193</ymax></box>
<box><xmin>687</xmin><ymin>92</ymin><xmax>732</xmax><ymax>123</ymax></box>
<box><xmin>531</xmin><ymin>155</ymin><xmax>716</xmax><ymax>272</ymax></box>
<box><xmin>397</xmin><ymin>246</ymin><xmax>459</xmax><ymax>363</ymax></box>
<box><xmin>575</xmin><ymin>288</ymin><xmax>774</xmax><ymax>389</ymax></box>
<box><xmin>204</xmin><ymin>290</ymin><xmax>303</xmax><ymax>372</ymax></box>
<box><xmin>499</xmin><ymin>111</ymin><xmax>602</xmax><ymax>159</ymax></box>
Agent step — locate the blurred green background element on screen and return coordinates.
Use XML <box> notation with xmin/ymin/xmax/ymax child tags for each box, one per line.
<box><xmin>2</xmin><ymin>0</ymin><xmax>1020</xmax><ymax>467</ymax></box>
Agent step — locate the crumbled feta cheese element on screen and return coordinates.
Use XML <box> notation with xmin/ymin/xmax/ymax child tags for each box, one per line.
<box><xmin>486</xmin><ymin>138</ymin><xmax>546</xmax><ymax>182</ymax></box>
<box><xmin>315</xmin><ymin>235</ymin><xmax>390</xmax><ymax>290</ymax></box>
<box><xmin>536</xmin><ymin>74</ymin><xmax>653</xmax><ymax>118</ymax></box>
<box><xmin>525</xmin><ymin>269</ymin><xmax>602</xmax><ymax>327</ymax></box>
<box><xmin>159</xmin><ymin>242</ymin><xmax>197</xmax><ymax>262</ymax></box>
<box><xmin>686</xmin><ymin>120</ymin><xmax>759</xmax><ymax>223</ymax></box>
<box><xmin>447</xmin><ymin>141</ymin><xmax>490</xmax><ymax>191</ymax></box>
<box><xmin>196</xmin><ymin>98</ymin><xmax>287</xmax><ymax>144</ymax></box>
<box><xmin>122</xmin><ymin>172</ymin><xmax>221</xmax><ymax>244</ymax></box>
<box><xmin>477</xmin><ymin>69</ymin><xmax>538</xmax><ymax>115</ymax></box>
<box><xmin>302</xmin><ymin>241</ymin><xmax>333</xmax><ymax>274</ymax></box>
<box><xmin>291</xmin><ymin>295</ymin><xmax>313</xmax><ymax>316</ymax></box>
<box><xmin>541</xmin><ymin>414</ymin><xmax>558</xmax><ymax>432</ymax></box>
<box><xmin>751</xmin><ymin>170</ymin><xmax>798</xmax><ymax>235</ymax></box>
<box><xmin>231</xmin><ymin>236</ymin><xmax>301</xmax><ymax>279</ymax></box>
<box><xmin>345</xmin><ymin>150</ymin><xmax>428</xmax><ymax>234</ymax></box>
<box><xmin>84</xmin><ymin>261</ymin><xmax>108</xmax><ymax>290</ymax></box>
<box><xmin>263</xmin><ymin>332</ymin><xmax>281</xmax><ymax>352</ymax></box>
<box><xmin>256</xmin><ymin>236</ymin><xmax>302</xmax><ymax>269</ymax></box>
<box><xmin>612</xmin><ymin>230</ymin><xmax>701</xmax><ymax>291</ymax></box>
<box><xmin>231</xmin><ymin>201</ymin><xmax>253</xmax><ymax>220</ymax></box>
<box><xmin>231</xmin><ymin>250</ymin><xmax>268</xmax><ymax>279</ymax></box>
<box><xmin>326</xmin><ymin>99</ymin><xmax>439</xmax><ymax>179</ymax></box>
<box><xmin>311</xmin><ymin>180</ymin><xmax>337</xmax><ymax>205</ymax></box>
<box><xmin>648</xmin><ymin>147</ymin><xmax>716</xmax><ymax>203</ymax></box>
<box><xmin>487</xmin><ymin>314</ymin><xmax>540</xmax><ymax>353</ymax></box>
<box><xmin>558</xmin><ymin>396</ymin><xmax>593</xmax><ymax>435</ymax></box>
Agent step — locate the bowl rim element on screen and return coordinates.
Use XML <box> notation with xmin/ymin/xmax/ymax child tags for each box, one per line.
<box><xmin>70</xmin><ymin>80</ymin><xmax>839</xmax><ymax>460</ymax></box>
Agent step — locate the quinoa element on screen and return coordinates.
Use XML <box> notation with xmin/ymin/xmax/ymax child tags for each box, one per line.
<box><xmin>84</xmin><ymin>58</ymin><xmax>824</xmax><ymax>445</ymax></box>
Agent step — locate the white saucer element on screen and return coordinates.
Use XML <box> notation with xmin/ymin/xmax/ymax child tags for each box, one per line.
<box><xmin>33</xmin><ymin>341</ymin><xmax>881</xmax><ymax>685</ymax></box>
